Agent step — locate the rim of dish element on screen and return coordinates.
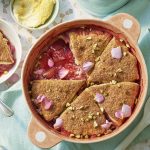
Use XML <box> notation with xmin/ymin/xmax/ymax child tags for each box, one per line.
<box><xmin>10</xmin><ymin>0</ymin><xmax>59</xmax><ymax>30</ymax></box>
<box><xmin>0</xmin><ymin>19</ymin><xmax>22</xmax><ymax>84</ymax></box>
<box><xmin>22</xmin><ymin>18</ymin><xmax>148</xmax><ymax>143</ymax></box>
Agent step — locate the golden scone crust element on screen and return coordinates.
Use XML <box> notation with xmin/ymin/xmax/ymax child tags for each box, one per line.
<box><xmin>31</xmin><ymin>80</ymin><xmax>85</xmax><ymax>121</ymax></box>
<box><xmin>0</xmin><ymin>32</ymin><xmax>14</xmax><ymax>65</ymax></box>
<box><xmin>69</xmin><ymin>29</ymin><xmax>112</xmax><ymax>65</ymax></box>
<box><xmin>88</xmin><ymin>37</ymin><xmax>139</xmax><ymax>83</ymax></box>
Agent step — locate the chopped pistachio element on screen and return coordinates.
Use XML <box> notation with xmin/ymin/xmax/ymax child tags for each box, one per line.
<box><xmin>100</xmin><ymin>90</ymin><xmax>104</xmax><ymax>94</ymax></box>
<box><xmin>126</xmin><ymin>43</ymin><xmax>130</xmax><ymax>48</ymax></box>
<box><xmin>93</xmin><ymin>121</ymin><xmax>98</xmax><ymax>128</ymax></box>
<box><xmin>95</xmin><ymin>56</ymin><xmax>100</xmax><ymax>62</ymax></box>
<box><xmin>79</xmin><ymin>106</ymin><xmax>84</xmax><ymax>110</ymax></box>
<box><xmin>104</xmin><ymin>93</ymin><xmax>109</xmax><ymax>96</ymax></box>
<box><xmin>93</xmin><ymin>116</ymin><xmax>96</xmax><ymax>120</ymax></box>
<box><xmin>110</xmin><ymin>80</ymin><xmax>117</xmax><ymax>84</ymax></box>
<box><xmin>93</xmin><ymin>43</ymin><xmax>97</xmax><ymax>49</ymax></box>
<box><xmin>119</xmin><ymin>39</ymin><xmax>124</xmax><ymax>42</ymax></box>
<box><xmin>68</xmin><ymin>106</ymin><xmax>75</xmax><ymax>111</ymax></box>
<box><xmin>100</xmin><ymin>107</ymin><xmax>104</xmax><ymax>113</ymax></box>
<box><xmin>123</xmin><ymin>52</ymin><xmax>127</xmax><ymax>56</ymax></box>
<box><xmin>117</xmin><ymin>84</ymin><xmax>121</xmax><ymax>88</ymax></box>
<box><xmin>85</xmin><ymin>118</ymin><xmax>90</xmax><ymax>122</ymax></box>
<box><xmin>96</xmin><ymin>112</ymin><xmax>100</xmax><ymax>116</ymax></box>
<box><xmin>66</xmin><ymin>103</ymin><xmax>71</xmax><ymax>107</ymax></box>
<box><xmin>75</xmin><ymin>134</ymin><xmax>81</xmax><ymax>139</ymax></box>
<box><xmin>92</xmin><ymin>49</ymin><xmax>95</xmax><ymax>54</ymax></box>
<box><xmin>86</xmin><ymin>36</ymin><xmax>92</xmax><ymax>40</ymax></box>
<box><xmin>70</xmin><ymin>134</ymin><xmax>75</xmax><ymax>138</ymax></box>
<box><xmin>90</xmin><ymin>82</ymin><xmax>94</xmax><ymax>86</ymax></box>
<box><xmin>97</xmin><ymin>134</ymin><xmax>101</xmax><ymax>137</ymax></box>
<box><xmin>116</xmin><ymin>68</ymin><xmax>123</xmax><ymax>73</ymax></box>
<box><xmin>88</xmin><ymin>115</ymin><xmax>93</xmax><ymax>119</ymax></box>
<box><xmin>81</xmin><ymin>118</ymin><xmax>84</xmax><ymax>122</ymax></box>
<box><xmin>84</xmin><ymin>135</ymin><xmax>89</xmax><ymax>139</ymax></box>
<box><xmin>113</xmin><ymin>73</ymin><xmax>117</xmax><ymax>77</ymax></box>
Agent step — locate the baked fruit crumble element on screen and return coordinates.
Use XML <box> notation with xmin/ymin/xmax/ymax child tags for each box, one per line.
<box><xmin>29</xmin><ymin>25</ymin><xmax>140</xmax><ymax>139</ymax></box>
<box><xmin>0</xmin><ymin>31</ymin><xmax>15</xmax><ymax>76</ymax></box>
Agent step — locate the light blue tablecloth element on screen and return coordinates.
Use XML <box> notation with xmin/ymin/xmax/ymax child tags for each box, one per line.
<box><xmin>1</xmin><ymin>0</ymin><xmax>150</xmax><ymax>149</ymax></box>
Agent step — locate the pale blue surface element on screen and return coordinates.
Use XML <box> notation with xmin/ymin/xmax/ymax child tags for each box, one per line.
<box><xmin>0</xmin><ymin>0</ymin><xmax>150</xmax><ymax>149</ymax></box>
<box><xmin>76</xmin><ymin>0</ymin><xmax>130</xmax><ymax>17</ymax></box>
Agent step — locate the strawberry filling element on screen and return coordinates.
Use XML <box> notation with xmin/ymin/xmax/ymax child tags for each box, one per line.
<box><xmin>33</xmin><ymin>39</ymin><xmax>86</xmax><ymax>80</ymax></box>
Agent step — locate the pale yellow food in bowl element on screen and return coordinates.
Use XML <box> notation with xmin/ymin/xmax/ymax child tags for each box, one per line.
<box><xmin>13</xmin><ymin>0</ymin><xmax>55</xmax><ymax>28</ymax></box>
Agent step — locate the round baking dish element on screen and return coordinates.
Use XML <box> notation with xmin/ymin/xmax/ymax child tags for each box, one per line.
<box><xmin>22</xmin><ymin>13</ymin><xmax>148</xmax><ymax>148</ymax></box>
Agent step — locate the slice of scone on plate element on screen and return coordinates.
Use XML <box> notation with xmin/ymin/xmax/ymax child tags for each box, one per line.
<box><xmin>88</xmin><ymin>82</ymin><xmax>139</xmax><ymax>126</ymax></box>
<box><xmin>88</xmin><ymin>37</ymin><xmax>139</xmax><ymax>83</ymax></box>
<box><xmin>60</xmin><ymin>88</ymin><xmax>106</xmax><ymax>137</ymax></box>
<box><xmin>0</xmin><ymin>32</ymin><xmax>14</xmax><ymax>65</ymax></box>
<box><xmin>31</xmin><ymin>79</ymin><xmax>85</xmax><ymax>121</ymax></box>
<box><xmin>69</xmin><ymin>29</ymin><xmax>112</xmax><ymax>65</ymax></box>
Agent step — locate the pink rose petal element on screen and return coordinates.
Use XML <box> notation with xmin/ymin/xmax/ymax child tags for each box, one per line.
<box><xmin>58</xmin><ymin>67</ymin><xmax>69</xmax><ymax>79</ymax></box>
<box><xmin>121</xmin><ymin>104</ymin><xmax>131</xmax><ymax>118</ymax></box>
<box><xmin>34</xmin><ymin>69</ymin><xmax>44</xmax><ymax>75</ymax></box>
<box><xmin>111</xmin><ymin>46</ymin><xmax>122</xmax><ymax>59</ymax></box>
<box><xmin>54</xmin><ymin>118</ymin><xmax>63</xmax><ymax>129</ymax></box>
<box><xmin>43</xmin><ymin>98</ymin><xmax>53</xmax><ymax>110</ymax></box>
<box><xmin>101</xmin><ymin>120</ymin><xmax>112</xmax><ymax>129</ymax></box>
<box><xmin>115</xmin><ymin>110</ymin><xmax>124</xmax><ymax>119</ymax></box>
<box><xmin>95</xmin><ymin>93</ymin><xmax>105</xmax><ymax>103</ymax></box>
<box><xmin>48</xmin><ymin>58</ymin><xmax>54</xmax><ymax>68</ymax></box>
<box><xmin>82</xmin><ymin>61</ymin><xmax>94</xmax><ymax>72</ymax></box>
<box><xmin>35</xmin><ymin>95</ymin><xmax>44</xmax><ymax>104</ymax></box>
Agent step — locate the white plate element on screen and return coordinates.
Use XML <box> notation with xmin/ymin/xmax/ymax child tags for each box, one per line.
<box><xmin>0</xmin><ymin>19</ymin><xmax>22</xmax><ymax>84</ymax></box>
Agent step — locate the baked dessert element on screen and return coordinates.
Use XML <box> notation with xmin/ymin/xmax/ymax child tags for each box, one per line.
<box><xmin>0</xmin><ymin>31</ymin><xmax>15</xmax><ymax>76</ymax></box>
<box><xmin>69</xmin><ymin>28</ymin><xmax>112</xmax><ymax>65</ymax></box>
<box><xmin>60</xmin><ymin>88</ymin><xmax>106</xmax><ymax>137</ymax></box>
<box><xmin>31</xmin><ymin>80</ymin><xmax>85</xmax><ymax>121</ymax></box>
<box><xmin>0</xmin><ymin>32</ymin><xmax>14</xmax><ymax>65</ymax></box>
<box><xmin>30</xmin><ymin>25</ymin><xmax>140</xmax><ymax>139</ymax></box>
<box><xmin>88</xmin><ymin>37</ymin><xmax>139</xmax><ymax>83</ymax></box>
<box><xmin>60</xmin><ymin>82</ymin><xmax>139</xmax><ymax>137</ymax></box>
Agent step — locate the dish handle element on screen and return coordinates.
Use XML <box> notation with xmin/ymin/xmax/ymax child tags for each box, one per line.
<box><xmin>28</xmin><ymin>117</ymin><xmax>62</xmax><ymax>148</ymax></box>
<box><xmin>106</xmin><ymin>13</ymin><xmax>141</xmax><ymax>43</ymax></box>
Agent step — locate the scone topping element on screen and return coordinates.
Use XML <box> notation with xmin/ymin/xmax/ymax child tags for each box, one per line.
<box><xmin>82</xmin><ymin>61</ymin><xmax>94</xmax><ymax>72</ymax></box>
<box><xmin>115</xmin><ymin>104</ymin><xmax>131</xmax><ymax>119</ymax></box>
<box><xmin>95</xmin><ymin>93</ymin><xmax>105</xmax><ymax>103</ymax></box>
<box><xmin>35</xmin><ymin>95</ymin><xmax>53</xmax><ymax>110</ymax></box>
<box><xmin>111</xmin><ymin>46</ymin><xmax>122</xmax><ymax>59</ymax></box>
<box><xmin>93</xmin><ymin>120</ymin><xmax>99</xmax><ymax>128</ymax></box>
<box><xmin>48</xmin><ymin>58</ymin><xmax>54</xmax><ymax>68</ymax></box>
<box><xmin>54</xmin><ymin>118</ymin><xmax>63</xmax><ymax>129</ymax></box>
<box><xmin>101</xmin><ymin>120</ymin><xmax>112</xmax><ymax>129</ymax></box>
<box><xmin>58</xmin><ymin>67</ymin><xmax>69</xmax><ymax>79</ymax></box>
<box><xmin>42</xmin><ymin>98</ymin><xmax>53</xmax><ymax>110</ymax></box>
